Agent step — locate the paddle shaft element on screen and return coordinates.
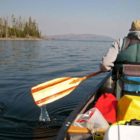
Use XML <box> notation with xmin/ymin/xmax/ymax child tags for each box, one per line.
<box><xmin>83</xmin><ymin>70</ymin><xmax>103</xmax><ymax>80</ymax></box>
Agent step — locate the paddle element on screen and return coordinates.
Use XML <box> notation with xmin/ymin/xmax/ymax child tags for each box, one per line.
<box><xmin>31</xmin><ymin>70</ymin><xmax>102</xmax><ymax>107</ymax></box>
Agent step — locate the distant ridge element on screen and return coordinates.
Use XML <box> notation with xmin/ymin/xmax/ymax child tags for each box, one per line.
<box><xmin>47</xmin><ymin>34</ymin><xmax>114</xmax><ymax>41</ymax></box>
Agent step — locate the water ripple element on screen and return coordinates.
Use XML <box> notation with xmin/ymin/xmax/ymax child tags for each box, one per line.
<box><xmin>0</xmin><ymin>40</ymin><xmax>110</xmax><ymax>139</ymax></box>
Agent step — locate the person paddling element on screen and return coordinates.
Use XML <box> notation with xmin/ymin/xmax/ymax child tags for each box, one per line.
<box><xmin>100</xmin><ymin>20</ymin><xmax>140</xmax><ymax>97</ymax></box>
<box><xmin>100</xmin><ymin>19</ymin><xmax>140</xmax><ymax>72</ymax></box>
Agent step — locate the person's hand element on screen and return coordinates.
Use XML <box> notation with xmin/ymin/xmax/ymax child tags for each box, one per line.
<box><xmin>100</xmin><ymin>64</ymin><xmax>111</xmax><ymax>72</ymax></box>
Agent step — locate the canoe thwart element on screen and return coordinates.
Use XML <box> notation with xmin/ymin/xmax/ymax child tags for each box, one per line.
<box><xmin>67</xmin><ymin>126</ymin><xmax>90</xmax><ymax>134</ymax></box>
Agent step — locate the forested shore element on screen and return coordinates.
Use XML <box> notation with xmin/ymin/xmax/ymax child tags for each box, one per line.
<box><xmin>0</xmin><ymin>15</ymin><xmax>42</xmax><ymax>39</ymax></box>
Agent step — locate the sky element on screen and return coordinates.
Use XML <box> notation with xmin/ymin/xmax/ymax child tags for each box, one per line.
<box><xmin>0</xmin><ymin>0</ymin><xmax>140</xmax><ymax>39</ymax></box>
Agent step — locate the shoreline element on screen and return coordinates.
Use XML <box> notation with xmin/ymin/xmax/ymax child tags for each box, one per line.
<box><xmin>0</xmin><ymin>37</ymin><xmax>44</xmax><ymax>41</ymax></box>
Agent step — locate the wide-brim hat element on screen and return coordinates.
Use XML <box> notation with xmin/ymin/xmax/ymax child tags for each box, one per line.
<box><xmin>129</xmin><ymin>20</ymin><xmax>140</xmax><ymax>31</ymax></box>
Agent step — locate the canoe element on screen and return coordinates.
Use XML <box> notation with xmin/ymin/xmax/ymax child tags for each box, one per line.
<box><xmin>56</xmin><ymin>71</ymin><xmax>113</xmax><ymax>140</ymax></box>
<box><xmin>56</xmin><ymin>68</ymin><xmax>140</xmax><ymax>140</ymax></box>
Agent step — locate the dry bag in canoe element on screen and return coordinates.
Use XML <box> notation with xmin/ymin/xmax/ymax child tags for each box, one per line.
<box><xmin>94</xmin><ymin>93</ymin><xmax>117</xmax><ymax>124</ymax></box>
<box><xmin>117</xmin><ymin>95</ymin><xmax>140</xmax><ymax>121</ymax></box>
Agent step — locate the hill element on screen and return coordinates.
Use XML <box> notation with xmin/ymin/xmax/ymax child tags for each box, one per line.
<box><xmin>47</xmin><ymin>34</ymin><xmax>114</xmax><ymax>41</ymax></box>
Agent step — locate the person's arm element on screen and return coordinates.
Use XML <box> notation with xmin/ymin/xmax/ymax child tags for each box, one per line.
<box><xmin>100</xmin><ymin>39</ymin><xmax>122</xmax><ymax>72</ymax></box>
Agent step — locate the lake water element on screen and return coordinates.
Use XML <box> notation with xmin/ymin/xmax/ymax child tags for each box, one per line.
<box><xmin>0</xmin><ymin>40</ymin><xmax>111</xmax><ymax>139</ymax></box>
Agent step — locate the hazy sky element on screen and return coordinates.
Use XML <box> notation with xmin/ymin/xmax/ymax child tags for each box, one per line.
<box><xmin>0</xmin><ymin>0</ymin><xmax>139</xmax><ymax>39</ymax></box>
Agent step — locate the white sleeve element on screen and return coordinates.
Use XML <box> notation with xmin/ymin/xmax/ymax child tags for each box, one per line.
<box><xmin>100</xmin><ymin>39</ymin><xmax>123</xmax><ymax>71</ymax></box>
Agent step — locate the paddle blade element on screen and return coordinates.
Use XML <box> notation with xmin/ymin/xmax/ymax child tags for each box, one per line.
<box><xmin>31</xmin><ymin>77</ymin><xmax>83</xmax><ymax>107</ymax></box>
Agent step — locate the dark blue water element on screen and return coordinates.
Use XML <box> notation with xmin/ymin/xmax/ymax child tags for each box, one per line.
<box><xmin>0</xmin><ymin>40</ymin><xmax>111</xmax><ymax>139</ymax></box>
